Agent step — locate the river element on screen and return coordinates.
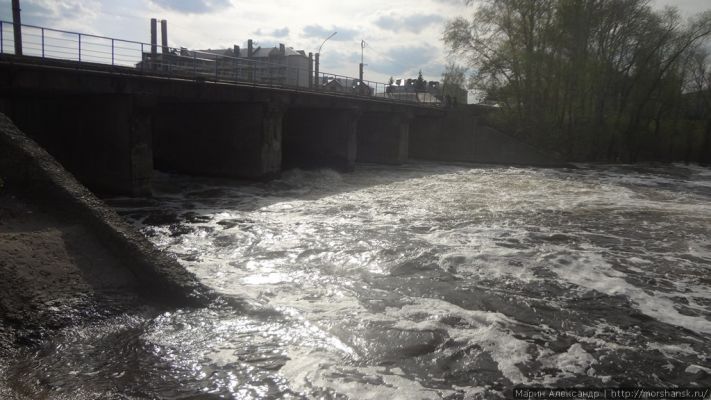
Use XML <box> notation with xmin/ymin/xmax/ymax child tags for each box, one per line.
<box><xmin>4</xmin><ymin>162</ymin><xmax>711</xmax><ymax>399</ymax></box>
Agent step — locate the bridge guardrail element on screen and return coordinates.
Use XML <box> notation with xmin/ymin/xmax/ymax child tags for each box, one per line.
<box><xmin>0</xmin><ymin>20</ymin><xmax>441</xmax><ymax>106</ymax></box>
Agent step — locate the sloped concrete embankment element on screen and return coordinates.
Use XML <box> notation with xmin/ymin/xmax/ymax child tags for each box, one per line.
<box><xmin>0</xmin><ymin>112</ymin><xmax>212</xmax><ymax>345</ymax></box>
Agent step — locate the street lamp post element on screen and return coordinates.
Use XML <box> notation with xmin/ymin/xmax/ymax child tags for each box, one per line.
<box><xmin>314</xmin><ymin>31</ymin><xmax>336</xmax><ymax>89</ymax></box>
<box><xmin>359</xmin><ymin>40</ymin><xmax>366</xmax><ymax>83</ymax></box>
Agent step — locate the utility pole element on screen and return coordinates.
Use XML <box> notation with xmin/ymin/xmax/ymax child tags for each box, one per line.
<box><xmin>12</xmin><ymin>0</ymin><xmax>22</xmax><ymax>56</ymax></box>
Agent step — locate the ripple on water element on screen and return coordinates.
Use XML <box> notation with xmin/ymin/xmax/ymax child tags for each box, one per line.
<box><xmin>6</xmin><ymin>164</ymin><xmax>711</xmax><ymax>398</ymax></box>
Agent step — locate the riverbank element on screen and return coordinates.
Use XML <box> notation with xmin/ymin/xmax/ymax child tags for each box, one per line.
<box><xmin>0</xmin><ymin>188</ymin><xmax>144</xmax><ymax>351</ymax></box>
<box><xmin>0</xmin><ymin>112</ymin><xmax>213</xmax><ymax>393</ymax></box>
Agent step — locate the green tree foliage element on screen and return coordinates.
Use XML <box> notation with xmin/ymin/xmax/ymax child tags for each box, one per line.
<box><xmin>442</xmin><ymin>62</ymin><xmax>468</xmax><ymax>104</ymax></box>
<box><xmin>444</xmin><ymin>0</ymin><xmax>711</xmax><ymax>162</ymax></box>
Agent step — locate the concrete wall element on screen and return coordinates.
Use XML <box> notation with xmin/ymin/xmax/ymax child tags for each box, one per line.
<box><xmin>357</xmin><ymin>112</ymin><xmax>410</xmax><ymax>164</ymax></box>
<box><xmin>0</xmin><ymin>60</ymin><xmax>566</xmax><ymax>200</ymax></box>
<box><xmin>410</xmin><ymin>108</ymin><xmax>563</xmax><ymax>166</ymax></box>
<box><xmin>1</xmin><ymin>94</ymin><xmax>153</xmax><ymax>196</ymax></box>
<box><xmin>153</xmin><ymin>102</ymin><xmax>282</xmax><ymax>179</ymax></box>
<box><xmin>282</xmin><ymin>107</ymin><xmax>359</xmax><ymax>170</ymax></box>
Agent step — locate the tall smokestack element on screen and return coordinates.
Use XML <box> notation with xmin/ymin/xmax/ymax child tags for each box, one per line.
<box><xmin>247</xmin><ymin>39</ymin><xmax>253</xmax><ymax>58</ymax></box>
<box><xmin>308</xmin><ymin>52</ymin><xmax>313</xmax><ymax>88</ymax></box>
<box><xmin>314</xmin><ymin>53</ymin><xmax>320</xmax><ymax>88</ymax></box>
<box><xmin>12</xmin><ymin>0</ymin><xmax>22</xmax><ymax>56</ymax></box>
<box><xmin>160</xmin><ymin>19</ymin><xmax>168</xmax><ymax>54</ymax></box>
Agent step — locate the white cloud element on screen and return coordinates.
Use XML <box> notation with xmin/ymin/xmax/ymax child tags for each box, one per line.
<box><xmin>2</xmin><ymin>0</ymin><xmax>463</xmax><ymax>82</ymax></box>
<box><xmin>149</xmin><ymin>0</ymin><xmax>231</xmax><ymax>14</ymax></box>
<box><xmin>652</xmin><ymin>0</ymin><xmax>710</xmax><ymax>18</ymax></box>
<box><xmin>5</xmin><ymin>0</ymin><xmax>707</xmax><ymax>83</ymax></box>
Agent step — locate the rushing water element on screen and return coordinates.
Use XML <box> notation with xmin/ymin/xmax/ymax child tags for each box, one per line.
<box><xmin>4</xmin><ymin>163</ymin><xmax>711</xmax><ymax>399</ymax></box>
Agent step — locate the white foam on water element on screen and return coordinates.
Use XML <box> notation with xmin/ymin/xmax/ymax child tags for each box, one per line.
<box><xmin>425</xmin><ymin>224</ymin><xmax>540</xmax><ymax>283</ymax></box>
<box><xmin>280</xmin><ymin>348</ymin><xmax>450</xmax><ymax>400</ymax></box>
<box><xmin>109</xmin><ymin>163</ymin><xmax>711</xmax><ymax>397</ymax></box>
<box><xmin>384</xmin><ymin>298</ymin><xmax>534</xmax><ymax>384</ymax></box>
<box><xmin>687</xmin><ymin>240</ymin><xmax>711</xmax><ymax>264</ymax></box>
<box><xmin>685</xmin><ymin>365</ymin><xmax>711</xmax><ymax>374</ymax></box>
<box><xmin>538</xmin><ymin>344</ymin><xmax>597</xmax><ymax>380</ymax></box>
<box><xmin>628</xmin><ymin>257</ymin><xmax>652</xmax><ymax>265</ymax></box>
<box><xmin>543</xmin><ymin>248</ymin><xmax>711</xmax><ymax>334</ymax></box>
<box><xmin>646</xmin><ymin>342</ymin><xmax>697</xmax><ymax>359</ymax></box>
<box><xmin>569</xmin><ymin>324</ymin><xmax>635</xmax><ymax>352</ymax></box>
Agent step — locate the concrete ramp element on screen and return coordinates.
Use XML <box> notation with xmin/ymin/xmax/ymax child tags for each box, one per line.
<box><xmin>0</xmin><ymin>112</ymin><xmax>211</xmax><ymax>308</ymax></box>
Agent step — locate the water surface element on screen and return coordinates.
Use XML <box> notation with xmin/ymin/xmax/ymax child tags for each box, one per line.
<box><xmin>5</xmin><ymin>163</ymin><xmax>711</xmax><ymax>398</ymax></box>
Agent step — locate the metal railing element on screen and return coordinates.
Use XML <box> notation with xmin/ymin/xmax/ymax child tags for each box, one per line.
<box><xmin>0</xmin><ymin>20</ymin><xmax>442</xmax><ymax>106</ymax></box>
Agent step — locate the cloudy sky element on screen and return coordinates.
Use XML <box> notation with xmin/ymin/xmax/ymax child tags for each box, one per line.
<box><xmin>1</xmin><ymin>0</ymin><xmax>709</xmax><ymax>84</ymax></box>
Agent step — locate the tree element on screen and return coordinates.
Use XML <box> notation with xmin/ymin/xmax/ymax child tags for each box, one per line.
<box><xmin>444</xmin><ymin>0</ymin><xmax>711</xmax><ymax>162</ymax></box>
<box><xmin>442</xmin><ymin>62</ymin><xmax>468</xmax><ymax>104</ymax></box>
<box><xmin>415</xmin><ymin>70</ymin><xmax>427</xmax><ymax>92</ymax></box>
<box><xmin>688</xmin><ymin>48</ymin><xmax>711</xmax><ymax>164</ymax></box>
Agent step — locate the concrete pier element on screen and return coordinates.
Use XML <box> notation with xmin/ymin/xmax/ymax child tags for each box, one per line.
<box><xmin>356</xmin><ymin>112</ymin><xmax>411</xmax><ymax>164</ymax></box>
<box><xmin>282</xmin><ymin>107</ymin><xmax>360</xmax><ymax>171</ymax></box>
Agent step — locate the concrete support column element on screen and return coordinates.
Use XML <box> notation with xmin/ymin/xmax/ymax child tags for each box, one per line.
<box><xmin>128</xmin><ymin>99</ymin><xmax>154</xmax><ymax>196</ymax></box>
<box><xmin>356</xmin><ymin>111</ymin><xmax>412</xmax><ymax>164</ymax></box>
<box><xmin>260</xmin><ymin>103</ymin><xmax>284</xmax><ymax>175</ymax></box>
<box><xmin>73</xmin><ymin>95</ymin><xmax>153</xmax><ymax>196</ymax></box>
<box><xmin>152</xmin><ymin>101</ymin><xmax>284</xmax><ymax>179</ymax></box>
<box><xmin>283</xmin><ymin>107</ymin><xmax>360</xmax><ymax>171</ymax></box>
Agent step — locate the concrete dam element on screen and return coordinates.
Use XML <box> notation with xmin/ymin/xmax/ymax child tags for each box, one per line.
<box><xmin>0</xmin><ymin>57</ymin><xmax>555</xmax><ymax>197</ymax></box>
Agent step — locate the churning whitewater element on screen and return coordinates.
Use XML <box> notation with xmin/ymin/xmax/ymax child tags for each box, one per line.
<box><xmin>7</xmin><ymin>163</ymin><xmax>711</xmax><ymax>398</ymax></box>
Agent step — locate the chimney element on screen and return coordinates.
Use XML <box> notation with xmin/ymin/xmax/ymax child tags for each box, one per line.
<box><xmin>247</xmin><ymin>39</ymin><xmax>253</xmax><ymax>58</ymax></box>
<box><xmin>279</xmin><ymin>43</ymin><xmax>285</xmax><ymax>56</ymax></box>
<box><xmin>160</xmin><ymin>19</ymin><xmax>168</xmax><ymax>53</ymax></box>
<box><xmin>314</xmin><ymin>53</ymin><xmax>320</xmax><ymax>88</ymax></box>
<box><xmin>308</xmin><ymin>52</ymin><xmax>313</xmax><ymax>88</ymax></box>
<box><xmin>150</xmin><ymin>18</ymin><xmax>157</xmax><ymax>58</ymax></box>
